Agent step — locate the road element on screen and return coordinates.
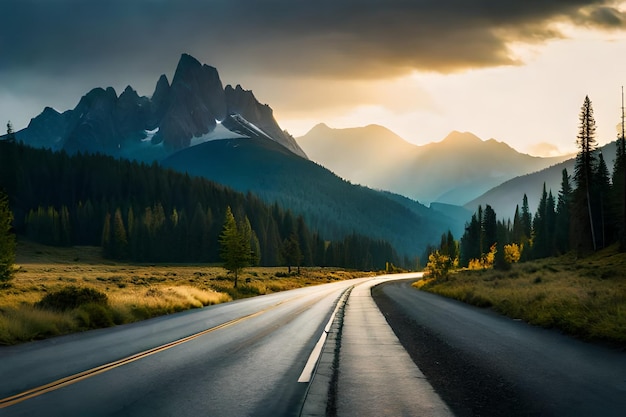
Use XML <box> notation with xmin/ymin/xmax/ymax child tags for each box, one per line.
<box><xmin>1</xmin><ymin>275</ymin><xmax>446</xmax><ymax>417</ymax></box>
<box><xmin>3</xmin><ymin>275</ymin><xmax>624</xmax><ymax>416</ymax></box>
<box><xmin>373</xmin><ymin>280</ymin><xmax>626</xmax><ymax>417</ymax></box>
<box><xmin>0</xmin><ymin>278</ymin><xmax>358</xmax><ymax>417</ymax></box>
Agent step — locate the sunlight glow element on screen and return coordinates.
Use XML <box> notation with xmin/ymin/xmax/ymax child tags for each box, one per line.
<box><xmin>279</xmin><ymin>25</ymin><xmax>626</xmax><ymax>157</ymax></box>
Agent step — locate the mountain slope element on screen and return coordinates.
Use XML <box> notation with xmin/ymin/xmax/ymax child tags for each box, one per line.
<box><xmin>466</xmin><ymin>141</ymin><xmax>618</xmax><ymax>218</ymax></box>
<box><xmin>162</xmin><ymin>137</ymin><xmax>464</xmax><ymax>258</ymax></box>
<box><xmin>297</xmin><ymin>126</ymin><xmax>570</xmax><ymax>206</ymax></box>
<box><xmin>14</xmin><ymin>53</ymin><xmax>306</xmax><ymax>160</ymax></box>
<box><xmin>298</xmin><ymin>123</ymin><xmax>417</xmax><ymax>184</ymax></box>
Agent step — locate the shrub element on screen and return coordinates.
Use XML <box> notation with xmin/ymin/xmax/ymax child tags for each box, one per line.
<box><xmin>36</xmin><ymin>286</ymin><xmax>108</xmax><ymax>311</ymax></box>
<box><xmin>504</xmin><ymin>243</ymin><xmax>521</xmax><ymax>264</ymax></box>
<box><xmin>425</xmin><ymin>251</ymin><xmax>452</xmax><ymax>281</ymax></box>
<box><xmin>76</xmin><ymin>303</ymin><xmax>115</xmax><ymax>329</ymax></box>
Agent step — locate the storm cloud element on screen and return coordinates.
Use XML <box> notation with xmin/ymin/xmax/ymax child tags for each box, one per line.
<box><xmin>1</xmin><ymin>0</ymin><xmax>625</xmax><ymax>127</ymax></box>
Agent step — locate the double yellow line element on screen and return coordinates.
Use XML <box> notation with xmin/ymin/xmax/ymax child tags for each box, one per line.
<box><xmin>0</xmin><ymin>307</ymin><xmax>269</xmax><ymax>409</ymax></box>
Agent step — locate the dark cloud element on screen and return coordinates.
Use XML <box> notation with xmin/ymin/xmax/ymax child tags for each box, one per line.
<box><xmin>2</xmin><ymin>0</ymin><xmax>624</xmax><ymax>77</ymax></box>
<box><xmin>0</xmin><ymin>0</ymin><xmax>624</xmax><ymax>126</ymax></box>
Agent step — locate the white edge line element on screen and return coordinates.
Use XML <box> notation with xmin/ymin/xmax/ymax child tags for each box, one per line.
<box><xmin>297</xmin><ymin>288</ymin><xmax>351</xmax><ymax>383</ymax></box>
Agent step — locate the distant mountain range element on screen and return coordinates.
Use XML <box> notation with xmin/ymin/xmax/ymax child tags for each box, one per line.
<box><xmin>297</xmin><ymin>124</ymin><xmax>571</xmax><ymax>206</ymax></box>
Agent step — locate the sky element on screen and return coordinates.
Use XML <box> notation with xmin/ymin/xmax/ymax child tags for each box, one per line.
<box><xmin>1</xmin><ymin>0</ymin><xmax>625</xmax><ymax>156</ymax></box>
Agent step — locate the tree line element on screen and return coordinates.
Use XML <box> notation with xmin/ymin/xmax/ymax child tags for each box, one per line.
<box><xmin>0</xmin><ymin>139</ymin><xmax>401</xmax><ymax>274</ymax></box>
<box><xmin>427</xmin><ymin>95</ymin><xmax>626</xmax><ymax>272</ymax></box>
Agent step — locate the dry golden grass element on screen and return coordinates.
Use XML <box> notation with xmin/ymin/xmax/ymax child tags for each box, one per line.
<box><xmin>416</xmin><ymin>245</ymin><xmax>626</xmax><ymax>347</ymax></box>
<box><xmin>0</xmin><ymin>241</ymin><xmax>374</xmax><ymax>345</ymax></box>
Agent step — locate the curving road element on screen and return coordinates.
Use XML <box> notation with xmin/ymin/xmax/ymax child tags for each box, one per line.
<box><xmin>0</xmin><ymin>278</ymin><xmax>363</xmax><ymax>416</ymax></box>
<box><xmin>1</xmin><ymin>275</ymin><xmax>440</xmax><ymax>417</ymax></box>
<box><xmin>3</xmin><ymin>274</ymin><xmax>624</xmax><ymax>416</ymax></box>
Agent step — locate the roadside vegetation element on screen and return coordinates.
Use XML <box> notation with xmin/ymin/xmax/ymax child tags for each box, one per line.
<box><xmin>0</xmin><ymin>241</ymin><xmax>373</xmax><ymax>345</ymax></box>
<box><xmin>419</xmin><ymin>96</ymin><xmax>626</xmax><ymax>348</ymax></box>
<box><xmin>417</xmin><ymin>245</ymin><xmax>626</xmax><ymax>347</ymax></box>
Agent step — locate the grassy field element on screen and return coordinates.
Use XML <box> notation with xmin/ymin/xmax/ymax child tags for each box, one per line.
<box><xmin>417</xmin><ymin>245</ymin><xmax>626</xmax><ymax>347</ymax></box>
<box><xmin>0</xmin><ymin>241</ymin><xmax>374</xmax><ymax>345</ymax></box>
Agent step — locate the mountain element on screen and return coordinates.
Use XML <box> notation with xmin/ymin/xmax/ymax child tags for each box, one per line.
<box><xmin>14</xmin><ymin>53</ymin><xmax>307</xmax><ymax>160</ymax></box>
<box><xmin>6</xmin><ymin>53</ymin><xmax>465</xmax><ymax>257</ymax></box>
<box><xmin>465</xmin><ymin>141</ymin><xmax>618</xmax><ymax>218</ymax></box>
<box><xmin>297</xmin><ymin>126</ymin><xmax>570</xmax><ymax>206</ymax></box>
<box><xmin>297</xmin><ymin>123</ymin><xmax>417</xmax><ymax>183</ymax></box>
<box><xmin>161</xmin><ymin>137</ymin><xmax>465</xmax><ymax>259</ymax></box>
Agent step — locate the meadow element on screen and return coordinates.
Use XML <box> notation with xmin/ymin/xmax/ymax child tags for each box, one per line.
<box><xmin>417</xmin><ymin>245</ymin><xmax>626</xmax><ymax>347</ymax></box>
<box><xmin>0</xmin><ymin>241</ymin><xmax>373</xmax><ymax>345</ymax></box>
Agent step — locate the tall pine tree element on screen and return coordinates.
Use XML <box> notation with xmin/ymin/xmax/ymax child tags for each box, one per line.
<box><xmin>219</xmin><ymin>206</ymin><xmax>251</xmax><ymax>287</ymax></box>
<box><xmin>573</xmin><ymin>96</ymin><xmax>598</xmax><ymax>253</ymax></box>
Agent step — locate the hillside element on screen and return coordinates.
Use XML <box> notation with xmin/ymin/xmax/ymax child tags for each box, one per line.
<box><xmin>162</xmin><ymin>137</ymin><xmax>462</xmax><ymax>258</ymax></box>
<box><xmin>297</xmin><ymin>126</ymin><xmax>570</xmax><ymax>206</ymax></box>
<box><xmin>0</xmin><ymin>141</ymin><xmax>408</xmax><ymax>269</ymax></box>
<box><xmin>466</xmin><ymin>141</ymin><xmax>618</xmax><ymax>218</ymax></box>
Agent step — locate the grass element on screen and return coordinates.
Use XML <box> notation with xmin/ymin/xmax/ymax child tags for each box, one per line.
<box><xmin>416</xmin><ymin>245</ymin><xmax>626</xmax><ymax>347</ymax></box>
<box><xmin>0</xmin><ymin>240</ymin><xmax>374</xmax><ymax>345</ymax></box>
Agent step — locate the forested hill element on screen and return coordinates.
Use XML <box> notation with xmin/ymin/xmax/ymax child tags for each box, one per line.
<box><xmin>161</xmin><ymin>137</ymin><xmax>460</xmax><ymax>259</ymax></box>
<box><xmin>0</xmin><ymin>141</ymin><xmax>399</xmax><ymax>270</ymax></box>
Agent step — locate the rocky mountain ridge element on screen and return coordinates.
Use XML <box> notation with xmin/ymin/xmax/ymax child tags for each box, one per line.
<box><xmin>13</xmin><ymin>53</ymin><xmax>307</xmax><ymax>160</ymax></box>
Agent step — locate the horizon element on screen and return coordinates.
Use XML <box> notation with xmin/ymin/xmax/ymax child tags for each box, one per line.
<box><xmin>1</xmin><ymin>1</ymin><xmax>625</xmax><ymax>157</ymax></box>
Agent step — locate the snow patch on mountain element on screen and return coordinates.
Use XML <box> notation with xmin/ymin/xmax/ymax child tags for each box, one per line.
<box><xmin>189</xmin><ymin>120</ymin><xmax>247</xmax><ymax>147</ymax></box>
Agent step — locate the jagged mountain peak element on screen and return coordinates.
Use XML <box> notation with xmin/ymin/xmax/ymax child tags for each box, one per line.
<box><xmin>15</xmin><ymin>53</ymin><xmax>306</xmax><ymax>160</ymax></box>
<box><xmin>120</xmin><ymin>85</ymin><xmax>139</xmax><ymax>98</ymax></box>
<box><xmin>224</xmin><ymin>83</ymin><xmax>307</xmax><ymax>158</ymax></box>
<box><xmin>153</xmin><ymin>74</ymin><xmax>170</xmax><ymax>92</ymax></box>
<box><xmin>177</xmin><ymin>52</ymin><xmax>201</xmax><ymax>69</ymax></box>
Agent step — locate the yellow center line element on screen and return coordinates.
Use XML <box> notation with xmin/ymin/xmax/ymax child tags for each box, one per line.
<box><xmin>0</xmin><ymin>295</ymin><xmax>304</xmax><ymax>409</ymax></box>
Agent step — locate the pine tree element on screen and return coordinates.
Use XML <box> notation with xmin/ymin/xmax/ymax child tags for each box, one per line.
<box><xmin>532</xmin><ymin>183</ymin><xmax>553</xmax><ymax>259</ymax></box>
<box><xmin>101</xmin><ymin>213</ymin><xmax>112</xmax><ymax>258</ymax></box>
<box><xmin>521</xmin><ymin>194</ymin><xmax>532</xmax><ymax>242</ymax></box>
<box><xmin>573</xmin><ymin>95</ymin><xmax>599</xmax><ymax>253</ymax></box>
<box><xmin>595</xmin><ymin>152</ymin><xmax>612</xmax><ymax>248</ymax></box>
<box><xmin>460</xmin><ymin>207</ymin><xmax>482</xmax><ymax>267</ymax></box>
<box><xmin>281</xmin><ymin>234</ymin><xmax>302</xmax><ymax>274</ymax></box>
<box><xmin>483</xmin><ymin>205</ymin><xmax>498</xmax><ymax>250</ymax></box>
<box><xmin>239</xmin><ymin>216</ymin><xmax>261</xmax><ymax>267</ymax></box>
<box><xmin>219</xmin><ymin>206</ymin><xmax>250</xmax><ymax>287</ymax></box>
<box><xmin>512</xmin><ymin>205</ymin><xmax>522</xmax><ymax>243</ymax></box>
<box><xmin>112</xmin><ymin>208</ymin><xmax>128</xmax><ymax>260</ymax></box>
<box><xmin>555</xmin><ymin>169</ymin><xmax>572</xmax><ymax>254</ymax></box>
<box><xmin>614</xmin><ymin>101</ymin><xmax>626</xmax><ymax>249</ymax></box>
<box><xmin>613</xmin><ymin>133</ymin><xmax>626</xmax><ymax>249</ymax></box>
<box><xmin>0</xmin><ymin>122</ymin><xmax>17</xmax><ymax>196</ymax></box>
<box><xmin>494</xmin><ymin>220</ymin><xmax>511</xmax><ymax>270</ymax></box>
<box><xmin>0</xmin><ymin>190</ymin><xmax>16</xmax><ymax>283</ymax></box>
<box><xmin>5</xmin><ymin>121</ymin><xmax>15</xmax><ymax>144</ymax></box>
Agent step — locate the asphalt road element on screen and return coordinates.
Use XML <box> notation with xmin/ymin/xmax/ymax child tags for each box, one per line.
<box><xmin>373</xmin><ymin>280</ymin><xmax>626</xmax><ymax>417</ymax></box>
<box><xmin>0</xmin><ymin>279</ymin><xmax>370</xmax><ymax>417</ymax></box>
<box><xmin>5</xmin><ymin>275</ymin><xmax>624</xmax><ymax>416</ymax></box>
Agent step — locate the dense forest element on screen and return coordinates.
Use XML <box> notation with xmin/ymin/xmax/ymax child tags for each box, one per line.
<box><xmin>428</xmin><ymin>96</ymin><xmax>626</xmax><ymax>271</ymax></box>
<box><xmin>0</xmin><ymin>139</ymin><xmax>400</xmax><ymax>271</ymax></box>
